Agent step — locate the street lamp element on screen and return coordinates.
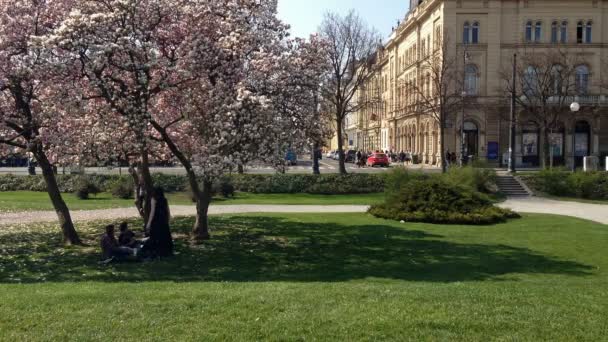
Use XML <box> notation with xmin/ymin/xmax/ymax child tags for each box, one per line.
<box><xmin>460</xmin><ymin>90</ymin><xmax>467</xmax><ymax>167</ymax></box>
<box><xmin>570</xmin><ymin>101</ymin><xmax>580</xmax><ymax>171</ymax></box>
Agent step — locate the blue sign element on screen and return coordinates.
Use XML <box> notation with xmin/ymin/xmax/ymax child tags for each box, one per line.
<box><xmin>487</xmin><ymin>142</ymin><xmax>499</xmax><ymax>160</ymax></box>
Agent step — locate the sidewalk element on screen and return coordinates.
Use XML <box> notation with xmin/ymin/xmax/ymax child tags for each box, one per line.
<box><xmin>0</xmin><ymin>198</ymin><xmax>605</xmax><ymax>225</ymax></box>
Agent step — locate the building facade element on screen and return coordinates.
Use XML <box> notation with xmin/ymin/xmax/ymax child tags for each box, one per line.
<box><xmin>353</xmin><ymin>0</ymin><xmax>608</xmax><ymax>168</ymax></box>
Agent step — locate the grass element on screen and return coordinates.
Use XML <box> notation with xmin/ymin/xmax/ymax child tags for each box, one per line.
<box><xmin>0</xmin><ymin>213</ymin><xmax>606</xmax><ymax>340</ymax></box>
<box><xmin>0</xmin><ymin>191</ymin><xmax>384</xmax><ymax>212</ymax></box>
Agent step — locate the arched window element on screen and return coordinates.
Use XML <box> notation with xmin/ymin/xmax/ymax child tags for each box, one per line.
<box><xmin>577</xmin><ymin>21</ymin><xmax>584</xmax><ymax>43</ymax></box>
<box><xmin>586</xmin><ymin>21</ymin><xmax>592</xmax><ymax>43</ymax></box>
<box><xmin>524</xmin><ymin>66</ymin><xmax>538</xmax><ymax>96</ymax></box>
<box><xmin>472</xmin><ymin>22</ymin><xmax>479</xmax><ymax>44</ymax></box>
<box><xmin>463</xmin><ymin>22</ymin><xmax>470</xmax><ymax>44</ymax></box>
<box><xmin>561</xmin><ymin>21</ymin><xmax>568</xmax><ymax>43</ymax></box>
<box><xmin>551</xmin><ymin>64</ymin><xmax>564</xmax><ymax>95</ymax></box>
<box><xmin>464</xmin><ymin>64</ymin><xmax>478</xmax><ymax>95</ymax></box>
<box><xmin>576</xmin><ymin>65</ymin><xmax>590</xmax><ymax>94</ymax></box>
<box><xmin>551</xmin><ymin>21</ymin><xmax>558</xmax><ymax>43</ymax></box>
<box><xmin>534</xmin><ymin>21</ymin><xmax>542</xmax><ymax>42</ymax></box>
<box><xmin>525</xmin><ymin>21</ymin><xmax>533</xmax><ymax>42</ymax></box>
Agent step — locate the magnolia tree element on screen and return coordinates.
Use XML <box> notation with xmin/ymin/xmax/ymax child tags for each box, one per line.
<box><xmin>0</xmin><ymin>0</ymin><xmax>82</xmax><ymax>245</ymax></box>
<box><xmin>46</xmin><ymin>0</ymin><xmax>200</xmax><ymax>222</ymax></box>
<box><xmin>48</xmin><ymin>0</ymin><xmax>328</xmax><ymax>240</ymax></box>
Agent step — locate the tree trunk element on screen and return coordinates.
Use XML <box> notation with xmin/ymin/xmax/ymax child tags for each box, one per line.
<box><xmin>312</xmin><ymin>142</ymin><xmax>320</xmax><ymax>175</ymax></box>
<box><xmin>150</xmin><ymin>120</ymin><xmax>210</xmax><ymax>240</ymax></box>
<box><xmin>138</xmin><ymin>148</ymin><xmax>154</xmax><ymax>226</ymax></box>
<box><xmin>191</xmin><ymin>178</ymin><xmax>212</xmax><ymax>240</ymax></box>
<box><xmin>336</xmin><ymin>115</ymin><xmax>347</xmax><ymax>174</ymax></box>
<box><xmin>541</xmin><ymin>127</ymin><xmax>549</xmax><ymax>169</ymax></box>
<box><xmin>128</xmin><ymin>164</ymin><xmax>145</xmax><ymax>220</ymax></box>
<box><xmin>237</xmin><ymin>164</ymin><xmax>244</xmax><ymax>174</ymax></box>
<box><xmin>35</xmin><ymin>151</ymin><xmax>81</xmax><ymax>245</ymax></box>
<box><xmin>440</xmin><ymin>111</ymin><xmax>447</xmax><ymax>173</ymax></box>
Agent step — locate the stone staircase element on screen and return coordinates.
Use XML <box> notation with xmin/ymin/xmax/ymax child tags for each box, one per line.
<box><xmin>496</xmin><ymin>175</ymin><xmax>531</xmax><ymax>197</ymax></box>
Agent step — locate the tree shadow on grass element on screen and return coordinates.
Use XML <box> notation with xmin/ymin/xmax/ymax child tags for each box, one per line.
<box><xmin>0</xmin><ymin>215</ymin><xmax>593</xmax><ymax>283</ymax></box>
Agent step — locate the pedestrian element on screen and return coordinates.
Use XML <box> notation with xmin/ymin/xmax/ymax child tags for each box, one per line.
<box><xmin>445</xmin><ymin>149</ymin><xmax>451</xmax><ymax>168</ymax></box>
<box><xmin>142</xmin><ymin>187</ymin><xmax>174</xmax><ymax>258</ymax></box>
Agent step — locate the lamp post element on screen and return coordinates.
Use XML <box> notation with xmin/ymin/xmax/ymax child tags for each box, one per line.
<box><xmin>508</xmin><ymin>53</ymin><xmax>517</xmax><ymax>173</ymax></box>
<box><xmin>460</xmin><ymin>49</ymin><xmax>470</xmax><ymax>167</ymax></box>
<box><xmin>570</xmin><ymin>101</ymin><xmax>580</xmax><ymax>171</ymax></box>
<box><xmin>460</xmin><ymin>90</ymin><xmax>467</xmax><ymax>167</ymax></box>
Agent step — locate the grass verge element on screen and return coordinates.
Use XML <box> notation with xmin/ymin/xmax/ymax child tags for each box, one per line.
<box><xmin>0</xmin><ymin>191</ymin><xmax>385</xmax><ymax>212</ymax></box>
<box><xmin>0</xmin><ymin>213</ymin><xmax>606</xmax><ymax>340</ymax></box>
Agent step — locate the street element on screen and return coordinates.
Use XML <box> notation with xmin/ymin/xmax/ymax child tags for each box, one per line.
<box><xmin>0</xmin><ymin>157</ymin><xmax>440</xmax><ymax>176</ymax></box>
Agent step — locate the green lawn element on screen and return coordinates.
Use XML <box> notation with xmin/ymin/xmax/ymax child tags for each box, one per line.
<box><xmin>0</xmin><ymin>191</ymin><xmax>384</xmax><ymax>212</ymax></box>
<box><xmin>0</xmin><ymin>213</ymin><xmax>606</xmax><ymax>340</ymax></box>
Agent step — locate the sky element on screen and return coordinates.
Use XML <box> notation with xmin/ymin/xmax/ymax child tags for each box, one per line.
<box><xmin>277</xmin><ymin>0</ymin><xmax>410</xmax><ymax>40</ymax></box>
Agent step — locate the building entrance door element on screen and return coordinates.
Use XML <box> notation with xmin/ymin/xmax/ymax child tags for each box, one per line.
<box><xmin>574</xmin><ymin>121</ymin><xmax>591</xmax><ymax>168</ymax></box>
<box><xmin>463</xmin><ymin>121</ymin><xmax>478</xmax><ymax>159</ymax></box>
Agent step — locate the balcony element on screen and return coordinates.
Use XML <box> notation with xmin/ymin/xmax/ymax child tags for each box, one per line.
<box><xmin>523</xmin><ymin>94</ymin><xmax>608</xmax><ymax>106</ymax></box>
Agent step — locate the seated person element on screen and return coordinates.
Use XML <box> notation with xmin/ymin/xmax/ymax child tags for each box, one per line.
<box><xmin>118</xmin><ymin>222</ymin><xmax>138</xmax><ymax>248</ymax></box>
<box><xmin>100</xmin><ymin>224</ymin><xmax>136</xmax><ymax>262</ymax></box>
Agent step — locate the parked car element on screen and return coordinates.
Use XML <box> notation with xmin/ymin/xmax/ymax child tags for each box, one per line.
<box><xmin>285</xmin><ymin>150</ymin><xmax>297</xmax><ymax>166</ymax></box>
<box><xmin>345</xmin><ymin>150</ymin><xmax>357</xmax><ymax>163</ymax></box>
<box><xmin>325</xmin><ymin>150</ymin><xmax>335</xmax><ymax>159</ymax></box>
<box><xmin>367</xmin><ymin>153</ymin><xmax>390</xmax><ymax>167</ymax></box>
<box><xmin>331</xmin><ymin>151</ymin><xmax>340</xmax><ymax>160</ymax></box>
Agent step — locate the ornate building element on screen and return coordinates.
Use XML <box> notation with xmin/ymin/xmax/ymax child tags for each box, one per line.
<box><xmin>353</xmin><ymin>0</ymin><xmax>608</xmax><ymax>168</ymax></box>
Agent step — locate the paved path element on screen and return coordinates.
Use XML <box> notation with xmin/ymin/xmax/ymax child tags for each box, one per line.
<box><xmin>0</xmin><ymin>198</ymin><xmax>606</xmax><ymax>225</ymax></box>
<box><xmin>498</xmin><ymin>197</ymin><xmax>608</xmax><ymax>224</ymax></box>
<box><xmin>0</xmin><ymin>205</ymin><xmax>369</xmax><ymax>225</ymax></box>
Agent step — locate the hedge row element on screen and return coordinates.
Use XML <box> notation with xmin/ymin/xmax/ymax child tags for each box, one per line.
<box><xmin>520</xmin><ymin>169</ymin><xmax>608</xmax><ymax>200</ymax></box>
<box><xmin>0</xmin><ymin>173</ymin><xmax>386</xmax><ymax>195</ymax></box>
<box><xmin>369</xmin><ymin>168</ymin><xmax>518</xmax><ymax>225</ymax></box>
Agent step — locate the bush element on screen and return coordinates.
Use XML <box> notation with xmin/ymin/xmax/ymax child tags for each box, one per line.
<box><xmin>213</xmin><ymin>177</ymin><xmax>235</xmax><ymax>198</ymax></box>
<box><xmin>73</xmin><ymin>177</ymin><xmax>101</xmax><ymax>200</ymax></box>
<box><xmin>369</xmin><ymin>172</ymin><xmax>518</xmax><ymax>225</ymax></box>
<box><xmin>521</xmin><ymin>169</ymin><xmax>608</xmax><ymax>200</ymax></box>
<box><xmin>0</xmin><ymin>173</ymin><xmax>386</xmax><ymax>195</ymax></box>
<box><xmin>109</xmin><ymin>177</ymin><xmax>134</xmax><ymax>199</ymax></box>
<box><xmin>444</xmin><ymin>167</ymin><xmax>497</xmax><ymax>194</ymax></box>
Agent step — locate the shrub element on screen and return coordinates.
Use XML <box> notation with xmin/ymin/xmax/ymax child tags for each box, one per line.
<box><xmin>213</xmin><ymin>177</ymin><xmax>235</xmax><ymax>198</ymax></box>
<box><xmin>444</xmin><ymin>167</ymin><xmax>497</xmax><ymax>194</ymax></box>
<box><xmin>521</xmin><ymin>169</ymin><xmax>608</xmax><ymax>200</ymax></box>
<box><xmin>369</xmin><ymin>176</ymin><xmax>518</xmax><ymax>225</ymax></box>
<box><xmin>109</xmin><ymin>177</ymin><xmax>134</xmax><ymax>199</ymax></box>
<box><xmin>73</xmin><ymin>177</ymin><xmax>101</xmax><ymax>200</ymax></box>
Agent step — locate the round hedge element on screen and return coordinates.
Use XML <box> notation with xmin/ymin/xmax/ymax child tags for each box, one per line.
<box><xmin>369</xmin><ymin>177</ymin><xmax>519</xmax><ymax>225</ymax></box>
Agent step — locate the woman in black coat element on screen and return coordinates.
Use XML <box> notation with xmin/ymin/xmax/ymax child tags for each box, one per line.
<box><xmin>142</xmin><ymin>187</ymin><xmax>174</xmax><ymax>257</ymax></box>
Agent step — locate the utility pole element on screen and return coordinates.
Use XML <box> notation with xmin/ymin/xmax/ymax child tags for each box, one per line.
<box><xmin>460</xmin><ymin>48</ymin><xmax>468</xmax><ymax>167</ymax></box>
<box><xmin>508</xmin><ymin>53</ymin><xmax>517</xmax><ymax>173</ymax></box>
<box><xmin>312</xmin><ymin>88</ymin><xmax>321</xmax><ymax>175</ymax></box>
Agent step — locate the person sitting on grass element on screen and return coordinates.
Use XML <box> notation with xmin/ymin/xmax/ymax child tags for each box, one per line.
<box><xmin>100</xmin><ymin>224</ymin><xmax>136</xmax><ymax>262</ymax></box>
<box><xmin>118</xmin><ymin>222</ymin><xmax>137</xmax><ymax>248</ymax></box>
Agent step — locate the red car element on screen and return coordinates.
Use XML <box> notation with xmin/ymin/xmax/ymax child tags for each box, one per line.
<box><xmin>367</xmin><ymin>153</ymin><xmax>390</xmax><ymax>167</ymax></box>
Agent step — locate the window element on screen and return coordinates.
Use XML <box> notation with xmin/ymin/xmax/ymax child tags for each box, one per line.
<box><xmin>551</xmin><ymin>65</ymin><xmax>563</xmax><ymax>95</ymax></box>
<box><xmin>463</xmin><ymin>22</ymin><xmax>470</xmax><ymax>44</ymax></box>
<box><xmin>464</xmin><ymin>64</ymin><xmax>478</xmax><ymax>95</ymax></box>
<box><xmin>421</xmin><ymin>40</ymin><xmax>426</xmax><ymax>57</ymax></box>
<box><xmin>576</xmin><ymin>65</ymin><xmax>590</xmax><ymax>94</ymax></box>
<box><xmin>472</xmin><ymin>22</ymin><xmax>479</xmax><ymax>43</ymax></box>
<box><xmin>551</xmin><ymin>21</ymin><xmax>558</xmax><ymax>43</ymax></box>
<box><xmin>534</xmin><ymin>21</ymin><xmax>542</xmax><ymax>42</ymax></box>
<box><xmin>577</xmin><ymin>21</ymin><xmax>584</xmax><ymax>43</ymax></box>
<box><xmin>586</xmin><ymin>21</ymin><xmax>592</xmax><ymax>43</ymax></box>
<box><xmin>524</xmin><ymin>66</ymin><xmax>538</xmax><ymax>96</ymax></box>
<box><xmin>525</xmin><ymin>21</ymin><xmax>533</xmax><ymax>42</ymax></box>
<box><xmin>561</xmin><ymin>21</ymin><xmax>568</xmax><ymax>43</ymax></box>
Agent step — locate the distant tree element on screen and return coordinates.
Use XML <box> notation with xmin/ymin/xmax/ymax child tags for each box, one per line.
<box><xmin>318</xmin><ymin>10</ymin><xmax>381</xmax><ymax>174</ymax></box>
<box><xmin>402</xmin><ymin>34</ymin><xmax>463</xmax><ymax>173</ymax></box>
<box><xmin>500</xmin><ymin>47</ymin><xmax>584</xmax><ymax>169</ymax></box>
